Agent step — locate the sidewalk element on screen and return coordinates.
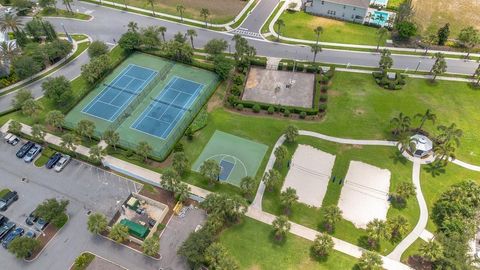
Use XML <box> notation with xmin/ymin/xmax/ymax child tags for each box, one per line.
<box><xmin>82</xmin><ymin>0</ymin><xmax>257</xmax><ymax>29</ymax></box>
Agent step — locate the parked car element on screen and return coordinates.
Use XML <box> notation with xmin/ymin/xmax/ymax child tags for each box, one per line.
<box><xmin>25</xmin><ymin>230</ymin><xmax>36</xmax><ymax>238</ymax></box>
<box><xmin>34</xmin><ymin>218</ymin><xmax>48</xmax><ymax>231</ymax></box>
<box><xmin>25</xmin><ymin>211</ymin><xmax>38</xmax><ymax>226</ymax></box>
<box><xmin>2</xmin><ymin>227</ymin><xmax>24</xmax><ymax>248</ymax></box>
<box><xmin>54</xmin><ymin>155</ymin><xmax>71</xmax><ymax>172</ymax></box>
<box><xmin>23</xmin><ymin>144</ymin><xmax>42</xmax><ymax>163</ymax></box>
<box><xmin>8</xmin><ymin>135</ymin><xmax>20</xmax><ymax>146</ymax></box>
<box><xmin>3</xmin><ymin>133</ymin><xmax>13</xmax><ymax>142</ymax></box>
<box><xmin>16</xmin><ymin>141</ymin><xmax>34</xmax><ymax>158</ymax></box>
<box><xmin>0</xmin><ymin>190</ymin><xmax>18</xmax><ymax>211</ymax></box>
<box><xmin>0</xmin><ymin>221</ymin><xmax>15</xmax><ymax>240</ymax></box>
<box><xmin>46</xmin><ymin>152</ymin><xmax>62</xmax><ymax>169</ymax></box>
<box><xmin>0</xmin><ymin>215</ymin><xmax>8</xmax><ymax>226</ymax></box>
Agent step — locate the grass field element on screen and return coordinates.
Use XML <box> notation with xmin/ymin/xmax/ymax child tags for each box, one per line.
<box><xmin>108</xmin><ymin>0</ymin><xmax>248</xmax><ymax>24</ymax></box>
<box><xmin>262</xmin><ymin>136</ymin><xmax>418</xmax><ymax>255</ymax></box>
<box><xmin>400</xmin><ymin>237</ymin><xmax>425</xmax><ymax>263</ymax></box>
<box><xmin>412</xmin><ymin>0</ymin><xmax>480</xmax><ymax>36</ymax></box>
<box><xmin>277</xmin><ymin>11</ymin><xmax>389</xmax><ymax>45</ymax></box>
<box><xmin>39</xmin><ymin>8</ymin><xmax>92</xmax><ymax>20</ymax></box>
<box><xmin>386</xmin><ymin>0</ymin><xmax>405</xmax><ymax>10</ymax></box>
<box><xmin>219</xmin><ymin>217</ymin><xmax>358</xmax><ymax>270</ymax></box>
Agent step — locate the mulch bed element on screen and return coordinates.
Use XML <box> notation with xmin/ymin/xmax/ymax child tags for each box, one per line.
<box><xmin>226</xmin><ymin>107</ymin><xmax>326</xmax><ymax>121</ymax></box>
<box><xmin>27</xmin><ymin>224</ymin><xmax>58</xmax><ymax>260</ymax></box>
<box><xmin>407</xmin><ymin>255</ymin><xmax>433</xmax><ymax>270</ymax></box>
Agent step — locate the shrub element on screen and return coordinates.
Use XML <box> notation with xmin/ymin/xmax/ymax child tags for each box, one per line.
<box><xmin>300</xmin><ymin>111</ymin><xmax>307</xmax><ymax>119</ymax></box>
<box><xmin>319</xmin><ymin>75</ymin><xmax>330</xmax><ymax>84</ymax></box>
<box><xmin>267</xmin><ymin>106</ymin><xmax>275</xmax><ymax>114</ymax></box>
<box><xmin>252</xmin><ymin>104</ymin><xmax>261</xmax><ymax>113</ymax></box>
<box><xmin>233</xmin><ymin>74</ymin><xmax>244</xmax><ymax>85</ymax></box>
<box><xmin>297</xmin><ymin>65</ymin><xmax>304</xmax><ymax>72</ymax></box>
<box><xmin>319</xmin><ymin>103</ymin><xmax>327</xmax><ymax>112</ymax></box>
<box><xmin>52</xmin><ymin>213</ymin><xmax>68</xmax><ymax>228</ymax></box>
<box><xmin>173</xmin><ymin>142</ymin><xmax>184</xmax><ymax>152</ymax></box>
<box><xmin>325</xmin><ymin>66</ymin><xmax>335</xmax><ymax>79</ymax></box>
<box><xmin>283</xmin><ymin>109</ymin><xmax>290</xmax><ymax>117</ymax></box>
<box><xmin>320</xmin><ymin>85</ymin><xmax>328</xmax><ymax>92</ymax></box>
<box><xmin>236</xmin><ymin>104</ymin><xmax>244</xmax><ymax>111</ymax></box>
<box><xmin>230</xmin><ymin>85</ymin><xmax>242</xmax><ymax>96</ymax></box>
<box><xmin>320</xmin><ymin>93</ymin><xmax>328</xmax><ymax>102</ymax></box>
<box><xmin>227</xmin><ymin>95</ymin><xmax>238</xmax><ymax>107</ymax></box>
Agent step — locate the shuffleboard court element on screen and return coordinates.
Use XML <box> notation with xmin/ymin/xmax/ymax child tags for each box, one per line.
<box><xmin>131</xmin><ymin>76</ymin><xmax>204</xmax><ymax>139</ymax></box>
<box><xmin>82</xmin><ymin>64</ymin><xmax>158</xmax><ymax>122</ymax></box>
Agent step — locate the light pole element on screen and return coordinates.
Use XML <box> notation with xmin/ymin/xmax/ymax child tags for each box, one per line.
<box><xmin>415</xmin><ymin>60</ymin><xmax>422</xmax><ymax>72</ymax></box>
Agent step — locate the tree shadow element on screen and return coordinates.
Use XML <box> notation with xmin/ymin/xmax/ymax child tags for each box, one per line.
<box><xmin>389</xmin><ymin>150</ymin><xmax>408</xmax><ymax>165</ymax></box>
<box><xmin>390</xmin><ymin>198</ymin><xmax>407</xmax><ymax>210</ymax></box>
<box><xmin>268</xmin><ymin>231</ymin><xmax>287</xmax><ymax>247</ymax></box>
<box><xmin>309</xmin><ymin>247</ymin><xmax>330</xmax><ymax>263</ymax></box>
<box><xmin>424</xmin><ymin>163</ymin><xmax>446</xmax><ymax>178</ymax></box>
<box><xmin>357</xmin><ymin>236</ymin><xmax>379</xmax><ymax>251</ymax></box>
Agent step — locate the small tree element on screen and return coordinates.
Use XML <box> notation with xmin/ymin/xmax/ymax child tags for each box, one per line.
<box><xmin>136</xmin><ymin>141</ymin><xmax>152</xmax><ymax>162</ymax></box>
<box><xmin>284</xmin><ymin>125</ymin><xmax>299</xmax><ymax>143</ymax></box>
<box><xmin>312</xmin><ymin>233</ymin><xmax>334</xmax><ymax>258</ymax></box>
<box><xmin>390</xmin><ymin>182</ymin><xmax>416</xmax><ymax>206</ymax></box>
<box><xmin>205</xmin><ymin>39</ymin><xmax>228</xmax><ymax>57</ymax></box>
<box><xmin>87</xmin><ymin>213</ymin><xmax>108</xmax><ymax>234</ymax></box>
<box><xmin>8</xmin><ymin>120</ymin><xmax>22</xmax><ymax>134</ymax></box>
<box><xmin>160</xmin><ymin>168</ymin><xmax>179</xmax><ymax>192</ymax></box>
<box><xmin>322</xmin><ymin>205</ymin><xmax>342</xmax><ymax>233</ymax></box>
<box><xmin>186</xmin><ymin>29</ymin><xmax>197</xmax><ymax>49</ymax></box>
<box><xmin>275</xmin><ymin>19</ymin><xmax>285</xmax><ymax>41</ymax></box>
<box><xmin>205</xmin><ymin>242</ymin><xmax>239</xmax><ymax>270</ymax></box>
<box><xmin>109</xmin><ymin>223</ymin><xmax>129</xmax><ymax>243</ymax></box>
<box><xmin>458</xmin><ymin>26</ymin><xmax>479</xmax><ymax>58</ymax></box>
<box><xmin>280</xmin><ymin>187</ymin><xmax>298</xmax><ymax>215</ymax></box>
<box><xmin>8</xmin><ymin>237</ymin><xmax>40</xmax><ymax>259</ymax></box>
<box><xmin>42</xmin><ymin>76</ymin><xmax>73</xmax><ymax>106</ymax></box>
<box><xmin>142</xmin><ymin>237</ymin><xmax>160</xmax><ymax>257</ymax></box>
<box><xmin>386</xmin><ymin>215</ymin><xmax>409</xmax><ymax>241</ymax></box>
<box><xmin>419</xmin><ymin>239</ymin><xmax>443</xmax><ymax>262</ymax></box>
<box><xmin>366</xmin><ymin>219</ymin><xmax>386</xmax><ymax>249</ymax></box>
<box><xmin>314</xmin><ymin>26</ymin><xmax>323</xmax><ymax>45</ymax></box>
<box><xmin>376</xmin><ymin>27</ymin><xmax>388</xmax><ymax>51</ymax></box>
<box><xmin>146</xmin><ymin>0</ymin><xmax>155</xmax><ymax>15</ymax></box>
<box><xmin>172</xmin><ymin>151</ymin><xmax>189</xmax><ymax>175</ymax></box>
<box><xmin>61</xmin><ymin>133</ymin><xmax>79</xmax><ymax>153</ymax></box>
<box><xmin>158</xmin><ymin>26</ymin><xmax>167</xmax><ymax>42</ymax></box>
<box><xmin>473</xmin><ymin>64</ymin><xmax>480</xmax><ymax>87</ymax></box>
<box><xmin>174</xmin><ymin>181</ymin><xmax>191</xmax><ymax>203</ymax></box>
<box><xmin>357</xmin><ymin>251</ymin><xmax>383</xmax><ymax>270</ymax></box>
<box><xmin>45</xmin><ymin>110</ymin><xmax>65</xmax><ymax>131</ymax></box>
<box><xmin>73</xmin><ymin>253</ymin><xmax>95</xmax><ymax>270</ymax></box>
<box><xmin>240</xmin><ymin>176</ymin><xmax>255</xmax><ymax>199</ymax></box>
<box><xmin>274</xmin><ymin>145</ymin><xmax>289</xmax><ymax>168</ymax></box>
<box><xmin>272</xmin><ymin>215</ymin><xmax>291</xmax><ymax>241</ymax></box>
<box><xmin>11</xmin><ymin>88</ymin><xmax>33</xmax><ymax>109</ymax></box>
<box><xmin>88</xmin><ymin>40</ymin><xmax>109</xmax><ymax>58</ymax></box>
<box><xmin>311</xmin><ymin>44</ymin><xmax>322</xmax><ymax>63</ymax></box>
<box><xmin>35</xmin><ymin>198</ymin><xmax>69</xmax><ymax>227</ymax></box>
<box><xmin>76</xmin><ymin>120</ymin><xmax>96</xmax><ymax>141</ymax></box>
<box><xmin>213</xmin><ymin>55</ymin><xmax>233</xmax><ymax>80</ymax></box>
<box><xmin>200</xmin><ymin>8</ymin><xmax>210</xmax><ymax>27</ymax></box>
<box><xmin>103</xmin><ymin>130</ymin><xmax>120</xmax><ymax>150</ymax></box>
<box><xmin>31</xmin><ymin>124</ymin><xmax>46</xmax><ymax>143</ymax></box>
<box><xmin>390</xmin><ymin>112</ymin><xmax>411</xmax><ymax>136</ymax></box>
<box><xmin>263</xmin><ymin>169</ymin><xmax>281</xmax><ymax>192</ymax></box>
<box><xmin>176</xmin><ymin>4</ymin><xmax>185</xmax><ymax>21</ymax></box>
<box><xmin>21</xmin><ymin>99</ymin><xmax>42</xmax><ymax>121</ymax></box>
<box><xmin>395</xmin><ymin>21</ymin><xmax>417</xmax><ymax>40</ymax></box>
<box><xmin>378</xmin><ymin>49</ymin><xmax>393</xmax><ymax>73</ymax></box>
<box><xmin>200</xmin><ymin>159</ymin><xmax>221</xmax><ymax>185</ymax></box>
<box><xmin>437</xmin><ymin>23</ymin><xmax>450</xmax><ymax>46</ymax></box>
<box><xmin>89</xmin><ymin>145</ymin><xmax>106</xmax><ymax>163</ymax></box>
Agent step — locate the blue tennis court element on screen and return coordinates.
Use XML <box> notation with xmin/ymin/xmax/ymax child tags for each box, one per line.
<box><xmin>81</xmin><ymin>64</ymin><xmax>158</xmax><ymax>122</ymax></box>
<box><xmin>219</xmin><ymin>160</ymin><xmax>235</xmax><ymax>181</ymax></box>
<box><xmin>131</xmin><ymin>76</ymin><xmax>204</xmax><ymax>139</ymax></box>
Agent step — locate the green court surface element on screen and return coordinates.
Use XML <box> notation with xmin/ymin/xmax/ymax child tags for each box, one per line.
<box><xmin>192</xmin><ymin>130</ymin><xmax>268</xmax><ymax>186</ymax></box>
<box><xmin>65</xmin><ymin>52</ymin><xmax>219</xmax><ymax>159</ymax></box>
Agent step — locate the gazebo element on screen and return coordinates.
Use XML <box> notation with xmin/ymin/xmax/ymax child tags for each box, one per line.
<box><xmin>409</xmin><ymin>134</ymin><xmax>433</xmax><ymax>158</ymax></box>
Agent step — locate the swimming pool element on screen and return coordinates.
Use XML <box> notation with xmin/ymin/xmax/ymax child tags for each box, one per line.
<box><xmin>371</xmin><ymin>11</ymin><xmax>390</xmax><ymax>26</ymax></box>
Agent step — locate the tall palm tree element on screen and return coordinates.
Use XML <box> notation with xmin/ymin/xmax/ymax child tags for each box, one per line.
<box><xmin>280</xmin><ymin>187</ymin><xmax>298</xmax><ymax>215</ymax></box>
<box><xmin>322</xmin><ymin>205</ymin><xmax>342</xmax><ymax>233</ymax></box>
<box><xmin>200</xmin><ymin>8</ymin><xmax>210</xmax><ymax>27</ymax></box>
<box><xmin>414</xmin><ymin>109</ymin><xmax>436</xmax><ymax>131</ymax></box>
<box><xmin>433</xmin><ymin>143</ymin><xmax>456</xmax><ymax>166</ymax></box>
<box><xmin>176</xmin><ymin>4</ymin><xmax>185</xmax><ymax>22</ymax></box>
<box><xmin>366</xmin><ymin>219</ymin><xmax>386</xmax><ymax>248</ymax></box>
<box><xmin>311</xmin><ymin>44</ymin><xmax>322</xmax><ymax>63</ymax></box>
<box><xmin>419</xmin><ymin>240</ymin><xmax>444</xmax><ymax>262</ymax></box>
<box><xmin>386</xmin><ymin>215</ymin><xmax>409</xmax><ymax>241</ymax></box>
<box><xmin>127</xmin><ymin>21</ymin><xmax>139</xmax><ymax>32</ymax></box>
<box><xmin>314</xmin><ymin>26</ymin><xmax>323</xmax><ymax>45</ymax></box>
<box><xmin>0</xmin><ymin>14</ymin><xmax>23</xmax><ymax>33</ymax></box>
<box><xmin>436</xmin><ymin>123</ymin><xmax>462</xmax><ymax>147</ymax></box>
<box><xmin>390</xmin><ymin>112</ymin><xmax>411</xmax><ymax>136</ymax></box>
<box><xmin>186</xmin><ymin>29</ymin><xmax>197</xmax><ymax>49</ymax></box>
<box><xmin>397</xmin><ymin>131</ymin><xmax>413</xmax><ymax>153</ymax></box>
<box><xmin>158</xmin><ymin>26</ymin><xmax>167</xmax><ymax>42</ymax></box>
<box><xmin>146</xmin><ymin>0</ymin><xmax>155</xmax><ymax>16</ymax></box>
<box><xmin>357</xmin><ymin>251</ymin><xmax>383</xmax><ymax>270</ymax></box>
<box><xmin>275</xmin><ymin>19</ymin><xmax>285</xmax><ymax>41</ymax></box>
<box><xmin>272</xmin><ymin>215</ymin><xmax>291</xmax><ymax>241</ymax></box>
<box><xmin>0</xmin><ymin>41</ymin><xmax>21</xmax><ymax>70</ymax></box>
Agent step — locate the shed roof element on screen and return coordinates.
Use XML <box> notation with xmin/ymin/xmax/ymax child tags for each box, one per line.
<box><xmin>410</xmin><ymin>134</ymin><xmax>433</xmax><ymax>152</ymax></box>
<box><xmin>120</xmin><ymin>219</ymin><xmax>149</xmax><ymax>239</ymax></box>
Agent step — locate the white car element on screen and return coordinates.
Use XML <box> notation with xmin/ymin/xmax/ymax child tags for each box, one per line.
<box><xmin>23</xmin><ymin>144</ymin><xmax>42</xmax><ymax>163</ymax></box>
<box><xmin>3</xmin><ymin>133</ymin><xmax>13</xmax><ymax>142</ymax></box>
<box><xmin>7</xmin><ymin>135</ymin><xmax>19</xmax><ymax>145</ymax></box>
<box><xmin>54</xmin><ymin>155</ymin><xmax>71</xmax><ymax>172</ymax></box>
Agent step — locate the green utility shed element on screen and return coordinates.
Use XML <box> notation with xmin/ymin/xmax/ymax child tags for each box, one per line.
<box><xmin>120</xmin><ymin>219</ymin><xmax>150</xmax><ymax>239</ymax></box>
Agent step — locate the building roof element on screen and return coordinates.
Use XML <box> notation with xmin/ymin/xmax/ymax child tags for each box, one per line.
<box><xmin>410</xmin><ymin>134</ymin><xmax>433</xmax><ymax>152</ymax></box>
<box><xmin>324</xmin><ymin>0</ymin><xmax>370</xmax><ymax>8</ymax></box>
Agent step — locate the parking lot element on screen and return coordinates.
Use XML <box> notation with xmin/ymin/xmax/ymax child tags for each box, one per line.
<box><xmin>0</xmin><ymin>138</ymin><xmax>206</xmax><ymax>270</ymax></box>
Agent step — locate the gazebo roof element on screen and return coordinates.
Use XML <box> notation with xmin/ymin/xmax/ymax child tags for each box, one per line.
<box><xmin>410</xmin><ymin>134</ymin><xmax>433</xmax><ymax>152</ymax></box>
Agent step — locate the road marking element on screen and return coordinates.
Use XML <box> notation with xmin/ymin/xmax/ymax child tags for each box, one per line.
<box><xmin>231</xmin><ymin>29</ymin><xmax>262</xmax><ymax>38</ymax></box>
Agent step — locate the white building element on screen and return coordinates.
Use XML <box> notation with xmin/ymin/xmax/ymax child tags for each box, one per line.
<box><xmin>410</xmin><ymin>134</ymin><xmax>433</xmax><ymax>158</ymax></box>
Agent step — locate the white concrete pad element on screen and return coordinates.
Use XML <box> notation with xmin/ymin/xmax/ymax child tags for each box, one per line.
<box><xmin>338</xmin><ymin>161</ymin><xmax>391</xmax><ymax>229</ymax></box>
<box><xmin>282</xmin><ymin>145</ymin><xmax>336</xmax><ymax>207</ymax></box>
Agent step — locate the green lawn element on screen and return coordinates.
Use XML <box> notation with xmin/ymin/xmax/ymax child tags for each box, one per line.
<box><xmin>39</xmin><ymin>8</ymin><xmax>92</xmax><ymax>20</ymax></box>
<box><xmin>386</xmin><ymin>0</ymin><xmax>405</xmax><ymax>10</ymax></box>
<box><xmin>400</xmin><ymin>237</ymin><xmax>425</xmax><ymax>263</ymax></box>
<box><xmin>262</xmin><ymin>136</ymin><xmax>418</xmax><ymax>255</ymax></box>
<box><xmin>277</xmin><ymin>11</ymin><xmax>389</xmax><ymax>45</ymax></box>
<box><xmin>219</xmin><ymin>217</ymin><xmax>358</xmax><ymax>270</ymax></box>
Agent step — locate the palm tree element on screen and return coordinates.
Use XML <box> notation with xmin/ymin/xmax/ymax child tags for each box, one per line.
<box><xmin>272</xmin><ymin>215</ymin><xmax>291</xmax><ymax>241</ymax></box>
<box><xmin>390</xmin><ymin>112</ymin><xmax>411</xmax><ymax>136</ymax></box>
<box><xmin>311</xmin><ymin>44</ymin><xmax>322</xmax><ymax>63</ymax></box>
<box><xmin>200</xmin><ymin>8</ymin><xmax>210</xmax><ymax>27</ymax></box>
<box><xmin>312</xmin><ymin>233</ymin><xmax>334</xmax><ymax>258</ymax></box>
<box><xmin>176</xmin><ymin>4</ymin><xmax>185</xmax><ymax>21</ymax></box>
<box><xmin>397</xmin><ymin>131</ymin><xmax>412</xmax><ymax>154</ymax></box>
<box><xmin>1</xmin><ymin>41</ymin><xmax>21</xmax><ymax>66</ymax></box>
<box><xmin>280</xmin><ymin>187</ymin><xmax>298</xmax><ymax>215</ymax></box>
<box><xmin>436</xmin><ymin>123</ymin><xmax>462</xmax><ymax>147</ymax></box>
<box><xmin>186</xmin><ymin>29</ymin><xmax>197</xmax><ymax>49</ymax></box>
<box><xmin>0</xmin><ymin>14</ymin><xmax>23</xmax><ymax>33</ymax></box>
<box><xmin>87</xmin><ymin>213</ymin><xmax>107</xmax><ymax>234</ymax></box>
<box><xmin>8</xmin><ymin>120</ymin><xmax>22</xmax><ymax>134</ymax></box>
<box><xmin>419</xmin><ymin>239</ymin><xmax>444</xmax><ymax>262</ymax></box>
<box><xmin>158</xmin><ymin>26</ymin><xmax>167</xmax><ymax>42</ymax></box>
<box><xmin>376</xmin><ymin>27</ymin><xmax>388</xmax><ymax>51</ymax></box>
<box><xmin>366</xmin><ymin>219</ymin><xmax>386</xmax><ymax>249</ymax></box>
<box><xmin>314</xmin><ymin>26</ymin><xmax>323</xmax><ymax>45</ymax></box>
<box><xmin>61</xmin><ymin>133</ymin><xmax>79</xmax><ymax>153</ymax></box>
<box><xmin>127</xmin><ymin>21</ymin><xmax>139</xmax><ymax>32</ymax></box>
<box><xmin>136</xmin><ymin>141</ymin><xmax>152</xmax><ymax>162</ymax></box>
<box><xmin>109</xmin><ymin>224</ymin><xmax>129</xmax><ymax>243</ymax></box>
<box><xmin>89</xmin><ymin>145</ymin><xmax>106</xmax><ymax>163</ymax></box>
<box><xmin>45</xmin><ymin>110</ymin><xmax>65</xmax><ymax>131</ymax></box>
<box><xmin>103</xmin><ymin>130</ymin><xmax>120</xmax><ymax>150</ymax></box>
<box><xmin>433</xmin><ymin>143</ymin><xmax>456</xmax><ymax>166</ymax></box>
<box><xmin>76</xmin><ymin>120</ymin><xmax>96</xmax><ymax>141</ymax></box>
<box><xmin>284</xmin><ymin>125</ymin><xmax>299</xmax><ymax>143</ymax></box>
<box><xmin>31</xmin><ymin>124</ymin><xmax>46</xmax><ymax>143</ymax></box>
<box><xmin>142</xmin><ymin>237</ymin><xmax>160</xmax><ymax>257</ymax></box>
<box><xmin>275</xmin><ymin>19</ymin><xmax>285</xmax><ymax>41</ymax></box>
<box><xmin>386</xmin><ymin>215</ymin><xmax>409</xmax><ymax>241</ymax></box>
<box><xmin>263</xmin><ymin>169</ymin><xmax>281</xmax><ymax>192</ymax></box>
<box><xmin>431</xmin><ymin>53</ymin><xmax>447</xmax><ymax>82</ymax></box>
<box><xmin>146</xmin><ymin>0</ymin><xmax>155</xmax><ymax>16</ymax></box>
<box><xmin>322</xmin><ymin>205</ymin><xmax>342</xmax><ymax>233</ymax></box>
<box><xmin>357</xmin><ymin>251</ymin><xmax>383</xmax><ymax>270</ymax></box>
<box><xmin>415</xmin><ymin>109</ymin><xmax>436</xmax><ymax>131</ymax></box>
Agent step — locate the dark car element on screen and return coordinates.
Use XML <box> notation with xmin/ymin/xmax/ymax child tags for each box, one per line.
<box><xmin>2</xmin><ymin>227</ymin><xmax>24</xmax><ymax>248</ymax></box>
<box><xmin>16</xmin><ymin>141</ymin><xmax>34</xmax><ymax>158</ymax></box>
<box><xmin>25</xmin><ymin>211</ymin><xmax>38</xmax><ymax>226</ymax></box>
<box><xmin>34</xmin><ymin>218</ymin><xmax>48</xmax><ymax>231</ymax></box>
<box><xmin>0</xmin><ymin>221</ymin><xmax>15</xmax><ymax>240</ymax></box>
<box><xmin>46</xmin><ymin>152</ymin><xmax>62</xmax><ymax>169</ymax></box>
<box><xmin>0</xmin><ymin>191</ymin><xmax>18</xmax><ymax>211</ymax></box>
<box><xmin>0</xmin><ymin>215</ymin><xmax>8</xmax><ymax>226</ymax></box>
